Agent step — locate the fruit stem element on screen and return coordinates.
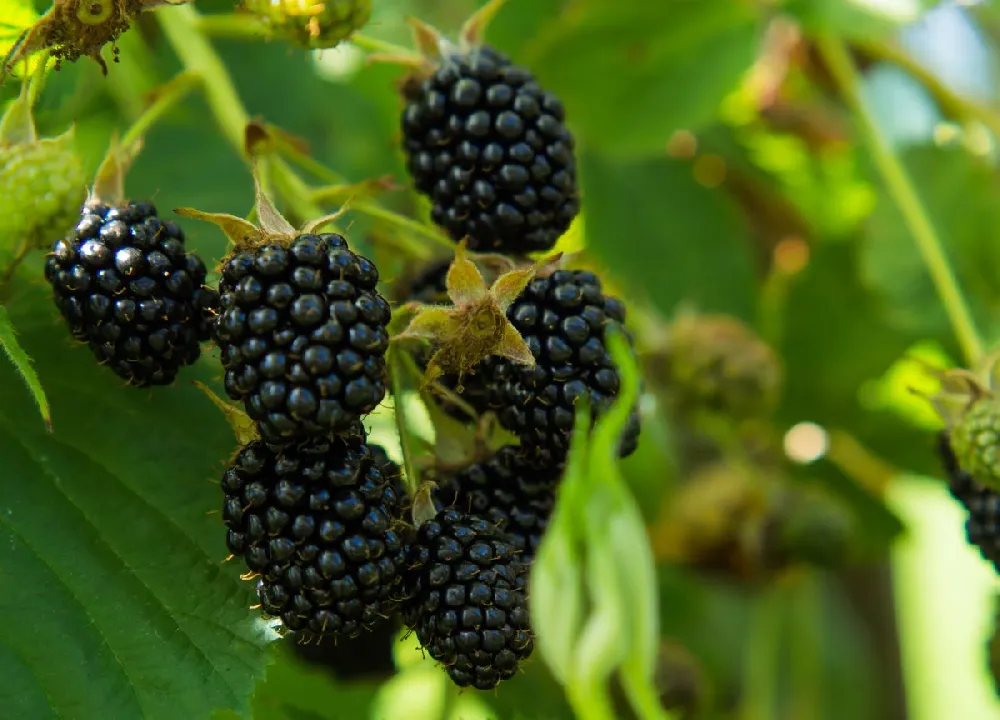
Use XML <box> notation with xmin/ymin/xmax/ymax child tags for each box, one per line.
<box><xmin>350</xmin><ymin>33</ymin><xmax>416</xmax><ymax>58</ymax></box>
<box><xmin>566</xmin><ymin>678</ymin><xmax>618</xmax><ymax>720</ymax></box>
<box><xmin>118</xmin><ymin>70</ymin><xmax>201</xmax><ymax>150</ymax></box>
<box><xmin>156</xmin><ymin>4</ymin><xmax>250</xmax><ymax>157</ymax></box>
<box><xmin>388</xmin><ymin>346</ymin><xmax>421</xmax><ymax>497</ymax></box>
<box><xmin>815</xmin><ymin>35</ymin><xmax>984</xmax><ymax>367</ymax></box>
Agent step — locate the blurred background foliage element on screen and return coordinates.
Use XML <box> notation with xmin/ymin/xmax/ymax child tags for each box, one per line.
<box><xmin>4</xmin><ymin>0</ymin><xmax>1000</xmax><ymax>718</ymax></box>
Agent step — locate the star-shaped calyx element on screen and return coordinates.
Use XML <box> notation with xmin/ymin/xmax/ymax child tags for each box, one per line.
<box><xmin>174</xmin><ymin>158</ymin><xmax>342</xmax><ymax>255</ymax></box>
<box><xmin>367</xmin><ymin>0</ymin><xmax>507</xmax><ymax>79</ymax></box>
<box><xmin>396</xmin><ymin>241</ymin><xmax>560</xmax><ymax>385</ymax></box>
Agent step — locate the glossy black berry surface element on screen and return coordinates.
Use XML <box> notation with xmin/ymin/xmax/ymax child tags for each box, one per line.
<box><xmin>221</xmin><ymin>432</ymin><xmax>407</xmax><ymax>638</ymax></box>
<box><xmin>437</xmin><ymin>446</ymin><xmax>559</xmax><ymax>562</ymax></box>
<box><xmin>485</xmin><ymin>269</ymin><xmax>640</xmax><ymax>465</ymax></box>
<box><xmin>401</xmin><ymin>45</ymin><xmax>579</xmax><ymax>254</ymax></box>
<box><xmin>215</xmin><ymin>233</ymin><xmax>391</xmax><ymax>443</ymax></box>
<box><xmin>401</xmin><ymin>508</ymin><xmax>533</xmax><ymax>690</ymax></box>
<box><xmin>939</xmin><ymin>431</ymin><xmax>1000</xmax><ymax>574</ymax></box>
<box><xmin>44</xmin><ymin>201</ymin><xmax>219</xmax><ymax>386</ymax></box>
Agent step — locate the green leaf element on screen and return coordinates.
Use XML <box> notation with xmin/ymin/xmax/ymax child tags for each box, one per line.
<box><xmin>0</xmin><ymin>279</ymin><xmax>272</xmax><ymax>719</ymax></box>
<box><xmin>785</xmin><ymin>0</ymin><xmax>931</xmax><ymax>40</ymax></box>
<box><xmin>860</xmin><ymin>144</ymin><xmax>1000</xmax><ymax>342</ymax></box>
<box><xmin>0</xmin><ymin>304</ymin><xmax>49</xmax><ymax>430</ymax></box>
<box><xmin>523</xmin><ymin>0</ymin><xmax>761</xmax><ymax>157</ymax></box>
<box><xmin>582</xmin><ymin>151</ymin><xmax>757</xmax><ymax>321</ymax></box>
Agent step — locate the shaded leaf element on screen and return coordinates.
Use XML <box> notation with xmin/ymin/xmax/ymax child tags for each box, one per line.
<box><xmin>582</xmin><ymin>152</ymin><xmax>758</xmax><ymax>321</ymax></box>
<box><xmin>0</xmin><ymin>277</ymin><xmax>272</xmax><ymax>719</ymax></box>
<box><xmin>524</xmin><ymin>0</ymin><xmax>761</xmax><ymax>157</ymax></box>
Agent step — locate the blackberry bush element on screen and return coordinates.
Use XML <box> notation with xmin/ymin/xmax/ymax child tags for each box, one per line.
<box><xmin>400</xmin><ymin>43</ymin><xmax>578</xmax><ymax>254</ymax></box>
<box><xmin>400</xmin><ymin>506</ymin><xmax>533</xmax><ymax>690</ymax></box>
<box><xmin>45</xmin><ymin>199</ymin><xmax>219</xmax><ymax>386</ymax></box>
<box><xmin>222</xmin><ymin>430</ymin><xmax>407</xmax><ymax>638</ymax></box>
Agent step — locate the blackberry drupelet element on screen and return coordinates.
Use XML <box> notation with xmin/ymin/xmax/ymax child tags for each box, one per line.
<box><xmin>437</xmin><ymin>446</ymin><xmax>559</xmax><ymax>562</ymax></box>
<box><xmin>215</xmin><ymin>233</ymin><xmax>391</xmax><ymax>443</ymax></box>
<box><xmin>44</xmin><ymin>200</ymin><xmax>218</xmax><ymax>386</ymax></box>
<box><xmin>401</xmin><ymin>508</ymin><xmax>533</xmax><ymax>690</ymax></box>
<box><xmin>482</xmin><ymin>269</ymin><xmax>640</xmax><ymax>465</ymax></box>
<box><xmin>938</xmin><ymin>431</ymin><xmax>1000</xmax><ymax>573</ymax></box>
<box><xmin>221</xmin><ymin>432</ymin><xmax>407</xmax><ymax>637</ymax></box>
<box><xmin>401</xmin><ymin>45</ymin><xmax>579</xmax><ymax>254</ymax></box>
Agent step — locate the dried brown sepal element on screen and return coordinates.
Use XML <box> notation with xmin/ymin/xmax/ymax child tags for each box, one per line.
<box><xmin>396</xmin><ymin>242</ymin><xmax>560</xmax><ymax>384</ymax></box>
<box><xmin>458</xmin><ymin>0</ymin><xmax>507</xmax><ymax>52</ymax></box>
<box><xmin>411</xmin><ymin>481</ymin><xmax>439</xmax><ymax>528</ymax></box>
<box><xmin>5</xmin><ymin>0</ymin><xmax>192</xmax><ymax>75</ymax></box>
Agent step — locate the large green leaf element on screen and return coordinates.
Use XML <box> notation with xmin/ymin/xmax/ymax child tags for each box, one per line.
<box><xmin>582</xmin><ymin>151</ymin><xmax>758</xmax><ymax>321</ymax></box>
<box><xmin>860</xmin><ymin>143</ymin><xmax>1000</xmax><ymax>341</ymax></box>
<box><xmin>785</xmin><ymin>0</ymin><xmax>932</xmax><ymax>40</ymax></box>
<box><xmin>0</xmin><ymin>273</ymin><xmax>271</xmax><ymax>719</ymax></box>
<box><xmin>522</xmin><ymin>0</ymin><xmax>761</xmax><ymax>157</ymax></box>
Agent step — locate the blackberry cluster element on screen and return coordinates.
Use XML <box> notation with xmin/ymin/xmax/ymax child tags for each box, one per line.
<box><xmin>938</xmin><ymin>431</ymin><xmax>1000</xmax><ymax>573</ymax></box>
<box><xmin>44</xmin><ymin>201</ymin><xmax>219</xmax><ymax>386</ymax></box>
<box><xmin>437</xmin><ymin>446</ymin><xmax>559</xmax><ymax>562</ymax></box>
<box><xmin>215</xmin><ymin>233</ymin><xmax>391</xmax><ymax>443</ymax></box>
<box><xmin>401</xmin><ymin>45</ymin><xmax>579</xmax><ymax>254</ymax></box>
<box><xmin>222</xmin><ymin>429</ymin><xmax>407</xmax><ymax>637</ymax></box>
<box><xmin>485</xmin><ymin>269</ymin><xmax>640</xmax><ymax>465</ymax></box>
<box><xmin>401</xmin><ymin>507</ymin><xmax>533</xmax><ymax>690</ymax></box>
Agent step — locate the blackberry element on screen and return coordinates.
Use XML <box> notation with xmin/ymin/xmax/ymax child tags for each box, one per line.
<box><xmin>482</xmin><ymin>269</ymin><xmax>640</xmax><ymax>465</ymax></box>
<box><xmin>937</xmin><ymin>431</ymin><xmax>1000</xmax><ymax>573</ymax></box>
<box><xmin>215</xmin><ymin>233</ymin><xmax>391</xmax><ymax>443</ymax></box>
<box><xmin>44</xmin><ymin>200</ymin><xmax>219</xmax><ymax>386</ymax></box>
<box><xmin>401</xmin><ymin>45</ymin><xmax>579</xmax><ymax>254</ymax></box>
<box><xmin>401</xmin><ymin>508</ymin><xmax>533</xmax><ymax>690</ymax></box>
<box><xmin>221</xmin><ymin>432</ymin><xmax>407</xmax><ymax>637</ymax></box>
<box><xmin>437</xmin><ymin>446</ymin><xmax>559</xmax><ymax>562</ymax></box>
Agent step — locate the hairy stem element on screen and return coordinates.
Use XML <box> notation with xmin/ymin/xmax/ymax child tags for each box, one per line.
<box><xmin>816</xmin><ymin>35</ymin><xmax>984</xmax><ymax>367</ymax></box>
<box><xmin>388</xmin><ymin>347</ymin><xmax>421</xmax><ymax>497</ymax></box>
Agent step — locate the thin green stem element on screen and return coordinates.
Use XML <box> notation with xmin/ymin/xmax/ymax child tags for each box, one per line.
<box><xmin>816</xmin><ymin>35</ymin><xmax>984</xmax><ymax>367</ymax></box>
<box><xmin>192</xmin><ymin>13</ymin><xmax>270</xmax><ymax>40</ymax></box>
<box><xmin>350</xmin><ymin>33</ymin><xmax>417</xmax><ymax>58</ymax></box>
<box><xmin>270</xmin><ymin>156</ymin><xmax>329</xmax><ymax>227</ymax></box>
<box><xmin>621</xmin><ymin>667</ymin><xmax>673</xmax><ymax>720</ymax></box>
<box><xmin>157</xmin><ymin>4</ymin><xmax>249</xmax><ymax>156</ymax></box>
<box><xmin>788</xmin><ymin>573</ymin><xmax>823</xmax><ymax>720</ymax></box>
<box><xmin>388</xmin><ymin>347</ymin><xmax>420</xmax><ymax>497</ymax></box>
<box><xmin>350</xmin><ymin>200</ymin><xmax>454</xmax><ymax>254</ymax></box>
<box><xmin>119</xmin><ymin>71</ymin><xmax>201</xmax><ymax>149</ymax></box>
<box><xmin>852</xmin><ymin>38</ymin><xmax>1000</xmax><ymax>140</ymax></box>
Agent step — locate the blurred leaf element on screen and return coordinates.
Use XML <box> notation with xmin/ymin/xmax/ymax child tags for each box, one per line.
<box><xmin>860</xmin><ymin>144</ymin><xmax>1000</xmax><ymax>341</ymax></box>
<box><xmin>785</xmin><ymin>0</ymin><xmax>929</xmax><ymax>40</ymax></box>
<box><xmin>582</xmin><ymin>152</ymin><xmax>758</xmax><ymax>321</ymax></box>
<box><xmin>0</xmin><ymin>274</ymin><xmax>271</xmax><ymax>719</ymax></box>
<box><xmin>248</xmin><ymin>644</ymin><xmax>381</xmax><ymax>720</ymax></box>
<box><xmin>0</xmin><ymin>304</ymin><xmax>49</xmax><ymax>429</ymax></box>
<box><xmin>0</xmin><ymin>0</ymin><xmax>37</xmax><ymax>69</ymax></box>
<box><xmin>524</xmin><ymin>0</ymin><xmax>761</xmax><ymax>157</ymax></box>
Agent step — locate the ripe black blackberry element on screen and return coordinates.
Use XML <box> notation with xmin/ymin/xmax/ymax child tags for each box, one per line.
<box><xmin>44</xmin><ymin>200</ymin><xmax>219</xmax><ymax>386</ymax></box>
<box><xmin>437</xmin><ymin>446</ymin><xmax>559</xmax><ymax>562</ymax></box>
<box><xmin>215</xmin><ymin>233</ymin><xmax>391</xmax><ymax>443</ymax></box>
<box><xmin>401</xmin><ymin>45</ymin><xmax>579</xmax><ymax>254</ymax></box>
<box><xmin>482</xmin><ymin>269</ymin><xmax>640</xmax><ymax>465</ymax></box>
<box><xmin>937</xmin><ymin>431</ymin><xmax>1000</xmax><ymax>573</ymax></box>
<box><xmin>401</xmin><ymin>507</ymin><xmax>533</xmax><ymax>690</ymax></box>
<box><xmin>221</xmin><ymin>431</ymin><xmax>407</xmax><ymax>638</ymax></box>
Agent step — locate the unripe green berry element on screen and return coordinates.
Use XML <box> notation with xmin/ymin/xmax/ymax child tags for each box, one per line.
<box><xmin>0</xmin><ymin>129</ymin><xmax>86</xmax><ymax>250</ymax></box>
<box><xmin>949</xmin><ymin>397</ymin><xmax>1000</xmax><ymax>492</ymax></box>
<box><xmin>243</xmin><ymin>0</ymin><xmax>372</xmax><ymax>50</ymax></box>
